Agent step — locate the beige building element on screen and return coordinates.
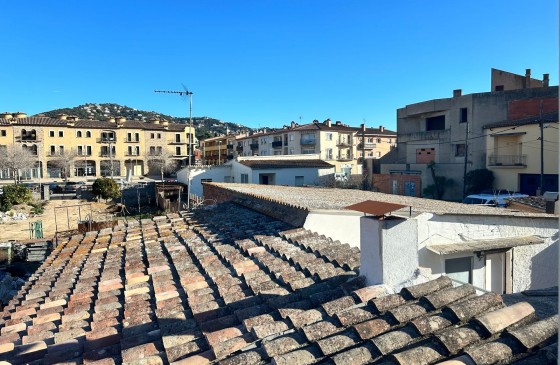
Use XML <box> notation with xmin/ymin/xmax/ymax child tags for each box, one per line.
<box><xmin>0</xmin><ymin>112</ymin><xmax>195</xmax><ymax>180</ymax></box>
<box><xmin>484</xmin><ymin>113</ymin><xmax>558</xmax><ymax>195</ymax></box>
<box><xmin>232</xmin><ymin>120</ymin><xmax>396</xmax><ymax>175</ymax></box>
<box><xmin>200</xmin><ymin>134</ymin><xmax>239</xmax><ymax>165</ymax></box>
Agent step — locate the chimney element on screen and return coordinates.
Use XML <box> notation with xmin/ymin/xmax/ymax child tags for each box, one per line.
<box><xmin>361</xmin><ymin>123</ymin><xmax>366</xmax><ymax>132</ymax></box>
<box><xmin>324</xmin><ymin>119</ymin><xmax>332</xmax><ymax>127</ymax></box>
<box><xmin>525</xmin><ymin>69</ymin><xmax>531</xmax><ymax>88</ymax></box>
<box><xmin>453</xmin><ymin>89</ymin><xmax>462</xmax><ymax>97</ymax></box>
<box><xmin>543</xmin><ymin>74</ymin><xmax>550</xmax><ymax>87</ymax></box>
<box><xmin>335</xmin><ymin>121</ymin><xmax>342</xmax><ymax>126</ymax></box>
<box><xmin>56</xmin><ymin>113</ymin><xmax>68</xmax><ymax>120</ymax></box>
<box><xmin>290</xmin><ymin>121</ymin><xmax>296</xmax><ymax>128</ymax></box>
<box><xmin>380</xmin><ymin>125</ymin><xmax>384</xmax><ymax>132</ymax></box>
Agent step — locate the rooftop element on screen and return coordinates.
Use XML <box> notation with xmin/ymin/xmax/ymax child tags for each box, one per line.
<box><xmin>0</xmin><ymin>202</ymin><xmax>556</xmax><ymax>364</ymax></box>
<box><xmin>238</xmin><ymin>159</ymin><xmax>334</xmax><ymax>170</ymax></box>
<box><xmin>206</xmin><ymin>183</ymin><xmax>558</xmax><ymax>218</ymax></box>
<box><xmin>0</xmin><ymin>117</ymin><xmax>189</xmax><ymax>131</ymax></box>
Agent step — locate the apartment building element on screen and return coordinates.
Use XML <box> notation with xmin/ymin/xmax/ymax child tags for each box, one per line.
<box><xmin>232</xmin><ymin>120</ymin><xmax>396</xmax><ymax>176</ymax></box>
<box><xmin>380</xmin><ymin>68</ymin><xmax>557</xmax><ymax>201</ymax></box>
<box><xmin>483</xmin><ymin>98</ymin><xmax>558</xmax><ymax>195</ymax></box>
<box><xmin>0</xmin><ymin>112</ymin><xmax>195</xmax><ymax>180</ymax></box>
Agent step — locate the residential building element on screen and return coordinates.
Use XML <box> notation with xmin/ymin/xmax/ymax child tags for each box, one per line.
<box><xmin>200</xmin><ymin>134</ymin><xmax>236</xmax><ymax>165</ymax></box>
<box><xmin>232</xmin><ymin>120</ymin><xmax>396</xmax><ymax>176</ymax></box>
<box><xmin>379</xmin><ymin>68</ymin><xmax>557</xmax><ymax>201</ymax></box>
<box><xmin>177</xmin><ymin>154</ymin><xmax>334</xmax><ymax>196</ymax></box>
<box><xmin>484</xmin><ymin>106</ymin><xmax>558</xmax><ymax>195</ymax></box>
<box><xmin>0</xmin><ymin>113</ymin><xmax>195</xmax><ymax>179</ymax></box>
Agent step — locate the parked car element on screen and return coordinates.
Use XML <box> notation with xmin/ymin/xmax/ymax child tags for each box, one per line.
<box><xmin>463</xmin><ymin>192</ymin><xmax>528</xmax><ymax>207</ymax></box>
<box><xmin>63</xmin><ymin>181</ymin><xmax>85</xmax><ymax>192</ymax></box>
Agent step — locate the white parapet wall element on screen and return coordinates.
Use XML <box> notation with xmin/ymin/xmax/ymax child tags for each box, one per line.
<box><xmin>303</xmin><ymin>209</ymin><xmax>363</xmax><ymax>248</ymax></box>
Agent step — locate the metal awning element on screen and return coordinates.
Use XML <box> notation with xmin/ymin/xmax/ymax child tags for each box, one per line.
<box><xmin>345</xmin><ymin>200</ymin><xmax>408</xmax><ymax>216</ymax></box>
<box><xmin>427</xmin><ymin>235</ymin><xmax>544</xmax><ymax>255</ymax></box>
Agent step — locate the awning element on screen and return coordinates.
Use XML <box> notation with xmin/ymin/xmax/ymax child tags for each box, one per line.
<box><xmin>427</xmin><ymin>235</ymin><xmax>544</xmax><ymax>255</ymax></box>
<box><xmin>345</xmin><ymin>200</ymin><xmax>408</xmax><ymax>216</ymax></box>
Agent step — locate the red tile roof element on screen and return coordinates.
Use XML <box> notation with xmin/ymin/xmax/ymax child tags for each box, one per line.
<box><xmin>0</xmin><ymin>117</ymin><xmax>188</xmax><ymax>131</ymax></box>
<box><xmin>0</xmin><ymin>203</ymin><xmax>556</xmax><ymax>364</ymax></box>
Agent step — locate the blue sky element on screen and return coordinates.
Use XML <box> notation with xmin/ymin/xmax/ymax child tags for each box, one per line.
<box><xmin>1</xmin><ymin>1</ymin><xmax>557</xmax><ymax>130</ymax></box>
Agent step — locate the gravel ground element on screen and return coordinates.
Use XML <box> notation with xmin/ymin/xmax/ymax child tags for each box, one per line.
<box><xmin>213</xmin><ymin>183</ymin><xmax>557</xmax><ymax>218</ymax></box>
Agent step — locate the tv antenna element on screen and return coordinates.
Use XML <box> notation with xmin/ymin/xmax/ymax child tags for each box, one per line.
<box><xmin>154</xmin><ymin>85</ymin><xmax>194</xmax><ymax>209</ymax></box>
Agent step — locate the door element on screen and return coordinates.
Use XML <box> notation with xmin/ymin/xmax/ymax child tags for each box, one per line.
<box><xmin>445</xmin><ymin>257</ymin><xmax>472</xmax><ymax>284</ymax></box>
<box><xmin>260</xmin><ymin>175</ymin><xmax>269</xmax><ymax>185</ymax></box>
<box><xmin>486</xmin><ymin>253</ymin><xmax>505</xmax><ymax>294</ymax></box>
<box><xmin>392</xmin><ymin>180</ymin><xmax>398</xmax><ymax>194</ymax></box>
<box><xmin>404</xmin><ymin>181</ymin><xmax>416</xmax><ymax>197</ymax></box>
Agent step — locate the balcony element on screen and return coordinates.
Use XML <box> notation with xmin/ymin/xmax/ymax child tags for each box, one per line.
<box><xmin>169</xmin><ymin>140</ymin><xmax>187</xmax><ymax>145</ymax></box>
<box><xmin>250</xmin><ymin>143</ymin><xmax>259</xmax><ymax>150</ymax></box>
<box><xmin>337</xmin><ymin>155</ymin><xmax>354</xmax><ymax>162</ymax></box>
<box><xmin>488</xmin><ymin>154</ymin><xmax>527</xmax><ymax>167</ymax></box>
<box><xmin>226</xmin><ymin>144</ymin><xmax>234</xmax><ymax>150</ymax></box>
<box><xmin>124</xmin><ymin>138</ymin><xmax>140</xmax><ymax>143</ymax></box>
<box><xmin>236</xmin><ymin>146</ymin><xmax>243</xmax><ymax>152</ymax></box>
<box><xmin>337</xmin><ymin>139</ymin><xmax>353</xmax><ymax>147</ymax></box>
<box><xmin>97</xmin><ymin>137</ymin><xmax>117</xmax><ymax>143</ymax></box>
<box><xmin>300</xmin><ymin>138</ymin><xmax>316</xmax><ymax>146</ymax></box>
<box><xmin>272</xmin><ymin>141</ymin><xmax>283</xmax><ymax>148</ymax></box>
<box><xmin>358</xmin><ymin>143</ymin><xmax>376</xmax><ymax>149</ymax></box>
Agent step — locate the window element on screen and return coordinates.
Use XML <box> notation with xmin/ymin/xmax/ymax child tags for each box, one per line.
<box><xmin>151</xmin><ymin>133</ymin><xmax>155</xmax><ymax>139</ymax></box>
<box><xmin>86</xmin><ymin>131</ymin><xmax>91</xmax><ymax>138</ymax></box>
<box><xmin>367</xmin><ymin>137</ymin><xmax>373</xmax><ymax>143</ymax></box>
<box><xmin>149</xmin><ymin>146</ymin><xmax>156</xmax><ymax>155</ymax></box>
<box><xmin>50</xmin><ymin>145</ymin><xmax>56</xmax><ymax>155</ymax></box>
<box><xmin>295</xmin><ymin>176</ymin><xmax>304</xmax><ymax>187</ymax></box>
<box><xmin>241</xmin><ymin>174</ymin><xmax>249</xmax><ymax>183</ymax></box>
<box><xmin>376</xmin><ymin>151</ymin><xmax>381</xmax><ymax>158</ymax></box>
<box><xmin>326</xmin><ymin>148</ymin><xmax>333</xmax><ymax>160</ymax></box>
<box><xmin>376</xmin><ymin>138</ymin><xmax>381</xmax><ymax>143</ymax></box>
<box><xmin>135</xmin><ymin>133</ymin><xmax>139</xmax><ymax>142</ymax></box>
<box><xmin>175</xmin><ymin>134</ymin><xmax>181</xmax><ymax>143</ymax></box>
<box><xmin>426</xmin><ymin>115</ymin><xmax>445</xmax><ymax>131</ymax></box>
<box><xmin>495</xmin><ymin>85</ymin><xmax>504</xmax><ymax>91</ymax></box>
<box><xmin>326</xmin><ymin>133</ymin><xmax>333</xmax><ymax>141</ymax></box>
<box><xmin>289</xmin><ymin>134</ymin><xmax>294</xmax><ymax>141</ymax></box>
<box><xmin>127</xmin><ymin>132</ymin><xmax>132</xmax><ymax>141</ymax></box>
<box><xmin>157</xmin><ymin>133</ymin><xmax>161</xmax><ymax>139</ymax></box>
<box><xmin>127</xmin><ymin>146</ymin><xmax>133</xmax><ymax>155</ymax></box>
<box><xmin>445</xmin><ymin>257</ymin><xmax>473</xmax><ymax>284</ymax></box>
<box><xmin>58</xmin><ymin>131</ymin><xmax>64</xmax><ymax>137</ymax></box>
<box><xmin>301</xmin><ymin>133</ymin><xmax>316</xmax><ymax>145</ymax></box>
<box><xmin>49</xmin><ymin>130</ymin><xmax>55</xmax><ymax>137</ymax></box>
<box><xmin>86</xmin><ymin>146</ymin><xmax>92</xmax><ymax>155</ymax></box>
<box><xmin>387</xmin><ymin>139</ymin><xmax>392</xmax><ymax>144</ymax></box>
<box><xmin>289</xmin><ymin>147</ymin><xmax>294</xmax><ymax>155</ymax></box>
<box><xmin>201</xmin><ymin>179</ymin><xmax>213</xmax><ymax>184</ymax></box>
<box><xmin>455</xmin><ymin>144</ymin><xmax>466</xmax><ymax>157</ymax></box>
<box><xmin>135</xmin><ymin>146</ymin><xmax>140</xmax><ymax>156</ymax></box>
<box><xmin>59</xmin><ymin>146</ymin><xmax>65</xmax><ymax>155</ymax></box>
<box><xmin>0</xmin><ymin>130</ymin><xmax>5</xmax><ymax>137</ymax></box>
<box><xmin>460</xmin><ymin>108</ymin><xmax>468</xmax><ymax>123</ymax></box>
<box><xmin>175</xmin><ymin>146</ymin><xmax>181</xmax><ymax>155</ymax></box>
<box><xmin>78</xmin><ymin>146</ymin><xmax>83</xmax><ymax>155</ymax></box>
<box><xmin>77</xmin><ymin>131</ymin><xmax>82</xmax><ymax>138</ymax></box>
<box><xmin>302</xmin><ymin>148</ymin><xmax>315</xmax><ymax>154</ymax></box>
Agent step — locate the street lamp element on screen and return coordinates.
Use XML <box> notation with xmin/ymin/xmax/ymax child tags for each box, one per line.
<box><xmin>218</xmin><ymin>141</ymin><xmax>222</xmax><ymax>165</ymax></box>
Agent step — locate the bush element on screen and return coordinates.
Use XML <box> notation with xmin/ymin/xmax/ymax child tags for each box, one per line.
<box><xmin>29</xmin><ymin>201</ymin><xmax>46</xmax><ymax>215</ymax></box>
<box><xmin>465</xmin><ymin>169</ymin><xmax>495</xmax><ymax>195</ymax></box>
<box><xmin>0</xmin><ymin>184</ymin><xmax>32</xmax><ymax>212</ymax></box>
<box><xmin>92</xmin><ymin>177</ymin><xmax>121</xmax><ymax>201</ymax></box>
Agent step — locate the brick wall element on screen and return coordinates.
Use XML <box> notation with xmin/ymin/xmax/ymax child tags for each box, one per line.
<box><xmin>508</xmin><ymin>97</ymin><xmax>558</xmax><ymax>120</ymax></box>
<box><xmin>416</xmin><ymin>148</ymin><xmax>435</xmax><ymax>164</ymax></box>
<box><xmin>372</xmin><ymin>174</ymin><xmax>422</xmax><ymax>197</ymax></box>
<box><xmin>203</xmin><ymin>183</ymin><xmax>309</xmax><ymax>227</ymax></box>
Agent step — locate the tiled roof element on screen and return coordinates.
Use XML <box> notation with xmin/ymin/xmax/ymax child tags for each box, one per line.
<box><xmin>483</xmin><ymin>112</ymin><xmax>558</xmax><ymax>129</ymax></box>
<box><xmin>238</xmin><ymin>159</ymin><xmax>334</xmax><ymax>169</ymax></box>
<box><xmin>0</xmin><ymin>117</ymin><xmax>188</xmax><ymax>131</ymax></box>
<box><xmin>0</xmin><ymin>202</ymin><xmax>556</xmax><ymax>364</ymax></box>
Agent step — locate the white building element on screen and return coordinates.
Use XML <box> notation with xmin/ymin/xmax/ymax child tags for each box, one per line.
<box><xmin>177</xmin><ymin>154</ymin><xmax>335</xmax><ymax>197</ymax></box>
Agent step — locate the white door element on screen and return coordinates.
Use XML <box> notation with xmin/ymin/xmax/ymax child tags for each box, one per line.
<box><xmin>486</xmin><ymin>253</ymin><xmax>505</xmax><ymax>293</ymax></box>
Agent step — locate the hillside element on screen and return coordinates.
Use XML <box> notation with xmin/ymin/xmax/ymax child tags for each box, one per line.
<box><xmin>36</xmin><ymin>103</ymin><xmax>252</xmax><ymax>139</ymax></box>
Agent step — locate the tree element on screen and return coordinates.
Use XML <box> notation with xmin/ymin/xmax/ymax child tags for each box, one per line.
<box><xmin>0</xmin><ymin>146</ymin><xmax>37</xmax><ymax>183</ymax></box>
<box><xmin>465</xmin><ymin>169</ymin><xmax>495</xmax><ymax>195</ymax></box>
<box><xmin>147</xmin><ymin>149</ymin><xmax>178</xmax><ymax>181</ymax></box>
<box><xmin>50</xmin><ymin>149</ymin><xmax>78</xmax><ymax>181</ymax></box>
<box><xmin>423</xmin><ymin>161</ymin><xmax>454</xmax><ymax>199</ymax></box>
<box><xmin>92</xmin><ymin>177</ymin><xmax>121</xmax><ymax>201</ymax></box>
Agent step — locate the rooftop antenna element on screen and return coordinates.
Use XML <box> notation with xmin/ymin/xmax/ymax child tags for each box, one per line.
<box><xmin>154</xmin><ymin>85</ymin><xmax>194</xmax><ymax>209</ymax></box>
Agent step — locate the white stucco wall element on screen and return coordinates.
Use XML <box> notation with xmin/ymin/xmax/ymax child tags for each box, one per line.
<box><xmin>177</xmin><ymin>165</ymin><xmax>233</xmax><ymax>197</ymax></box>
<box><xmin>415</xmin><ymin>213</ymin><xmax>558</xmax><ymax>292</ymax></box>
<box><xmin>303</xmin><ymin>210</ymin><xmax>362</xmax><ymax>248</ymax></box>
<box><xmin>359</xmin><ymin>217</ymin><xmax>383</xmax><ymax>285</ymax></box>
<box><xmin>248</xmin><ymin>167</ymin><xmax>333</xmax><ymax>187</ymax></box>
<box><xmin>380</xmin><ymin>217</ymin><xmax>419</xmax><ymax>289</ymax></box>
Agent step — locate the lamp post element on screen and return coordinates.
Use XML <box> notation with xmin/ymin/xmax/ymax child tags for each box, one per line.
<box><xmin>218</xmin><ymin>140</ymin><xmax>222</xmax><ymax>165</ymax></box>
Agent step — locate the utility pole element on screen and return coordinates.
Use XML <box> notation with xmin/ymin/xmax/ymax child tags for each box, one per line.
<box><xmin>462</xmin><ymin>109</ymin><xmax>470</xmax><ymax>198</ymax></box>
<box><xmin>361</xmin><ymin>123</ymin><xmax>367</xmax><ymax>190</ymax></box>
<box><xmin>155</xmin><ymin>87</ymin><xmax>194</xmax><ymax>209</ymax></box>
<box><xmin>539</xmin><ymin>100</ymin><xmax>544</xmax><ymax>195</ymax></box>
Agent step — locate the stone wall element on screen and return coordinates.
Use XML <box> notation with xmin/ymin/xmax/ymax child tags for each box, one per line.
<box><xmin>203</xmin><ymin>183</ymin><xmax>309</xmax><ymax>227</ymax></box>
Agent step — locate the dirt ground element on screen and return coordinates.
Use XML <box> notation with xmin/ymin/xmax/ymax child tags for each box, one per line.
<box><xmin>0</xmin><ymin>200</ymin><xmax>113</xmax><ymax>241</ymax></box>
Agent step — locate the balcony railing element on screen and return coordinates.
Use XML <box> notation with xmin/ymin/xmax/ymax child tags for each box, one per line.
<box><xmin>337</xmin><ymin>155</ymin><xmax>353</xmax><ymax>161</ymax></box>
<box><xmin>300</xmin><ymin>138</ymin><xmax>316</xmax><ymax>145</ymax></box>
<box><xmin>272</xmin><ymin>141</ymin><xmax>283</xmax><ymax>148</ymax></box>
<box><xmin>97</xmin><ymin>137</ymin><xmax>116</xmax><ymax>143</ymax></box>
<box><xmin>337</xmin><ymin>139</ymin><xmax>353</xmax><ymax>147</ymax></box>
<box><xmin>124</xmin><ymin>138</ymin><xmax>140</xmax><ymax>143</ymax></box>
<box><xmin>226</xmin><ymin>144</ymin><xmax>234</xmax><ymax>150</ymax></box>
<box><xmin>16</xmin><ymin>136</ymin><xmax>38</xmax><ymax>142</ymax></box>
<box><xmin>488</xmin><ymin>155</ymin><xmax>527</xmax><ymax>167</ymax></box>
<box><xmin>358</xmin><ymin>143</ymin><xmax>376</xmax><ymax>149</ymax></box>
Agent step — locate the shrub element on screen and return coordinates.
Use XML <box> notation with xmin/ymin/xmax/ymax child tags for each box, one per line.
<box><xmin>30</xmin><ymin>201</ymin><xmax>46</xmax><ymax>215</ymax></box>
<box><xmin>92</xmin><ymin>177</ymin><xmax>121</xmax><ymax>201</ymax></box>
<box><xmin>0</xmin><ymin>184</ymin><xmax>32</xmax><ymax>212</ymax></box>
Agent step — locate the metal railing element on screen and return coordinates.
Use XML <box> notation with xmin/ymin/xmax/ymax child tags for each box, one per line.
<box><xmin>488</xmin><ymin>154</ymin><xmax>527</xmax><ymax>166</ymax></box>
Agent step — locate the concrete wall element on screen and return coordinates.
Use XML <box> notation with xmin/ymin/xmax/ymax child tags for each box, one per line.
<box><xmin>177</xmin><ymin>165</ymin><xmax>232</xmax><ymax>197</ymax></box>
<box><xmin>415</xmin><ymin>213</ymin><xmax>558</xmax><ymax>292</ymax></box>
<box><xmin>248</xmin><ymin>167</ymin><xmax>333</xmax><ymax>187</ymax></box>
<box><xmin>303</xmin><ymin>210</ymin><xmax>363</xmax><ymax>248</ymax></box>
<box><xmin>360</xmin><ymin>217</ymin><xmax>382</xmax><ymax>285</ymax></box>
